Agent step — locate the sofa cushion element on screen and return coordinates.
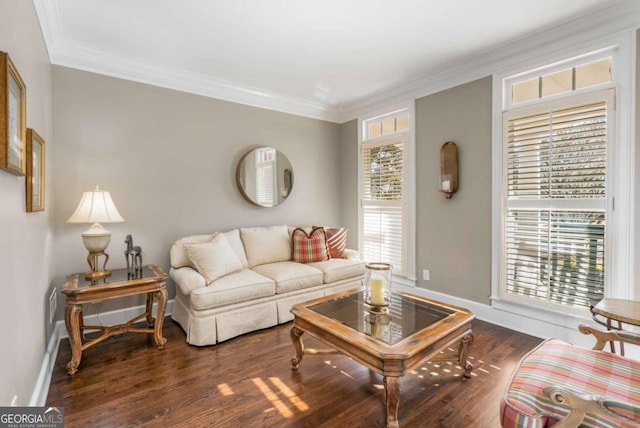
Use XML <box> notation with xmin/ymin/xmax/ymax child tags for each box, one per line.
<box><xmin>292</xmin><ymin>227</ymin><xmax>329</xmax><ymax>263</ymax></box>
<box><xmin>307</xmin><ymin>258</ymin><xmax>366</xmax><ymax>283</ymax></box>
<box><xmin>190</xmin><ymin>269</ymin><xmax>276</xmax><ymax>310</ymax></box>
<box><xmin>184</xmin><ymin>233</ymin><xmax>244</xmax><ymax>285</ymax></box>
<box><xmin>170</xmin><ymin>229</ymin><xmax>248</xmax><ymax>269</ymax></box>
<box><xmin>241</xmin><ymin>225</ymin><xmax>291</xmax><ymax>268</ymax></box>
<box><xmin>252</xmin><ymin>261</ymin><xmax>323</xmax><ymax>294</ymax></box>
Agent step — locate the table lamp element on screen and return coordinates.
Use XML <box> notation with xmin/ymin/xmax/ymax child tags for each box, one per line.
<box><xmin>67</xmin><ymin>185</ymin><xmax>124</xmax><ymax>280</ymax></box>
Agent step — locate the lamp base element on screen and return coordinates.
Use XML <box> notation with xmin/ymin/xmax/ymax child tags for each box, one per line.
<box><xmin>85</xmin><ymin>251</ymin><xmax>112</xmax><ymax>281</ymax></box>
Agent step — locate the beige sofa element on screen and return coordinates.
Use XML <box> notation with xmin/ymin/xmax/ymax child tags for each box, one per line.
<box><xmin>170</xmin><ymin>225</ymin><xmax>365</xmax><ymax>346</ymax></box>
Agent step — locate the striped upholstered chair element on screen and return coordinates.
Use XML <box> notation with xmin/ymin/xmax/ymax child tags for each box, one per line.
<box><xmin>501</xmin><ymin>325</ymin><xmax>640</xmax><ymax>427</ymax></box>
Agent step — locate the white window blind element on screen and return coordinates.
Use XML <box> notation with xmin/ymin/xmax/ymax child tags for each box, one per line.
<box><xmin>256</xmin><ymin>163</ymin><xmax>274</xmax><ymax>206</ymax></box>
<box><xmin>362</xmin><ymin>141</ymin><xmax>405</xmax><ymax>275</ymax></box>
<box><xmin>504</xmin><ymin>90</ymin><xmax>611</xmax><ymax>309</ymax></box>
<box><xmin>255</xmin><ymin>148</ymin><xmax>275</xmax><ymax>206</ymax></box>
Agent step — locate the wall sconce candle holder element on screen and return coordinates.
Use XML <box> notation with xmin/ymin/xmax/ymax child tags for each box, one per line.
<box><xmin>440</xmin><ymin>141</ymin><xmax>458</xmax><ymax>199</ymax></box>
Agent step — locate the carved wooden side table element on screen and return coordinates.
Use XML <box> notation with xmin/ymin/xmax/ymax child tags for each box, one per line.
<box><xmin>590</xmin><ymin>298</ymin><xmax>640</xmax><ymax>356</ymax></box>
<box><xmin>62</xmin><ymin>264</ymin><xmax>168</xmax><ymax>375</ymax></box>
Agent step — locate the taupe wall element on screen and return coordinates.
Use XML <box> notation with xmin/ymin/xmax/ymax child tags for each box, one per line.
<box><xmin>415</xmin><ymin>77</ymin><xmax>493</xmax><ymax>304</ymax></box>
<box><xmin>338</xmin><ymin>78</ymin><xmax>493</xmax><ymax>305</ymax></box>
<box><xmin>52</xmin><ymin>67</ymin><xmax>343</xmax><ymax>314</ymax></box>
<box><xmin>339</xmin><ymin>119</ymin><xmax>358</xmax><ymax>249</ymax></box>
<box><xmin>0</xmin><ymin>1</ymin><xmax>53</xmax><ymax>406</ymax></box>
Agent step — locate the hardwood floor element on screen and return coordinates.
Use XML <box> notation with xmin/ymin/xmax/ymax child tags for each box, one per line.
<box><xmin>47</xmin><ymin>318</ymin><xmax>541</xmax><ymax>427</ymax></box>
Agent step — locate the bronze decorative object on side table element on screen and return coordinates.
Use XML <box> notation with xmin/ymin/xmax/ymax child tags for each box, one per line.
<box><xmin>124</xmin><ymin>234</ymin><xmax>143</xmax><ymax>277</ymax></box>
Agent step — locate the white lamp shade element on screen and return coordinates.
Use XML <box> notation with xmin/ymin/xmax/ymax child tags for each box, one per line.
<box><xmin>66</xmin><ymin>185</ymin><xmax>125</xmax><ymax>224</ymax></box>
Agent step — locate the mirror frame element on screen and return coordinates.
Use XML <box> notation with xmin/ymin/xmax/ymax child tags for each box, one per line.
<box><xmin>236</xmin><ymin>147</ymin><xmax>293</xmax><ymax>207</ymax></box>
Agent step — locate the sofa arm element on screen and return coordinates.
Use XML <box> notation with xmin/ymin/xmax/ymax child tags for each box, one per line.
<box><xmin>543</xmin><ymin>386</ymin><xmax>640</xmax><ymax>428</ymax></box>
<box><xmin>579</xmin><ymin>324</ymin><xmax>640</xmax><ymax>351</ymax></box>
<box><xmin>170</xmin><ymin>267</ymin><xmax>206</xmax><ymax>295</ymax></box>
<box><xmin>343</xmin><ymin>249</ymin><xmax>361</xmax><ymax>260</ymax></box>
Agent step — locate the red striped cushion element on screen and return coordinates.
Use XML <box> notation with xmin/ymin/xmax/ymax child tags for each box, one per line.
<box><xmin>322</xmin><ymin>227</ymin><xmax>348</xmax><ymax>259</ymax></box>
<box><xmin>291</xmin><ymin>227</ymin><xmax>329</xmax><ymax>263</ymax></box>
<box><xmin>501</xmin><ymin>338</ymin><xmax>640</xmax><ymax>428</ymax></box>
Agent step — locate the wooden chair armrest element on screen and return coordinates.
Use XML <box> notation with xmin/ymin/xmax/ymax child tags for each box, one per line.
<box><xmin>544</xmin><ymin>386</ymin><xmax>640</xmax><ymax>427</ymax></box>
<box><xmin>579</xmin><ymin>324</ymin><xmax>640</xmax><ymax>351</ymax></box>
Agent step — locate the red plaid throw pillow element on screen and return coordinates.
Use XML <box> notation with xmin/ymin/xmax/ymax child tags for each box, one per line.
<box><xmin>292</xmin><ymin>227</ymin><xmax>329</xmax><ymax>263</ymax></box>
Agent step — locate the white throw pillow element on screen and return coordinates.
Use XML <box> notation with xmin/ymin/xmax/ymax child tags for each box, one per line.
<box><xmin>184</xmin><ymin>233</ymin><xmax>244</xmax><ymax>285</ymax></box>
<box><xmin>223</xmin><ymin>229</ymin><xmax>249</xmax><ymax>268</ymax></box>
<box><xmin>240</xmin><ymin>225</ymin><xmax>291</xmax><ymax>267</ymax></box>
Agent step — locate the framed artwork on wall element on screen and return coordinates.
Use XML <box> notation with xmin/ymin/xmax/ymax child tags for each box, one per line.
<box><xmin>0</xmin><ymin>51</ymin><xmax>27</xmax><ymax>176</ymax></box>
<box><xmin>26</xmin><ymin>129</ymin><xmax>45</xmax><ymax>212</ymax></box>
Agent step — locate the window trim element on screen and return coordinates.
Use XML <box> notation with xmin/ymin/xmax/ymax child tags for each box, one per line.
<box><xmin>358</xmin><ymin>101</ymin><xmax>416</xmax><ymax>283</ymax></box>
<box><xmin>503</xmin><ymin>49</ymin><xmax>615</xmax><ymax>110</ymax></box>
<box><xmin>491</xmin><ymin>33</ymin><xmax>636</xmax><ymax>323</ymax></box>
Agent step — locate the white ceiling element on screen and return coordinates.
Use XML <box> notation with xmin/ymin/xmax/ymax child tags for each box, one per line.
<box><xmin>34</xmin><ymin>0</ymin><xmax>635</xmax><ymax>122</ymax></box>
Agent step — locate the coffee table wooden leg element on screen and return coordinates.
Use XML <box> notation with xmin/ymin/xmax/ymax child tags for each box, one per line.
<box><xmin>65</xmin><ymin>303</ymin><xmax>83</xmax><ymax>375</ymax></box>
<box><xmin>458</xmin><ymin>333</ymin><xmax>474</xmax><ymax>378</ymax></box>
<box><xmin>154</xmin><ymin>287</ymin><xmax>168</xmax><ymax>350</ymax></box>
<box><xmin>290</xmin><ymin>326</ymin><xmax>305</xmax><ymax>369</ymax></box>
<box><xmin>384</xmin><ymin>376</ymin><xmax>400</xmax><ymax>428</ymax></box>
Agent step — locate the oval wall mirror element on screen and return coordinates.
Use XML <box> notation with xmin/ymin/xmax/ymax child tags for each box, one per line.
<box><xmin>236</xmin><ymin>147</ymin><xmax>294</xmax><ymax>207</ymax></box>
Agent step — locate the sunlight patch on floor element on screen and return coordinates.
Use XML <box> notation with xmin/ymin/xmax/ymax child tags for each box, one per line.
<box><xmin>252</xmin><ymin>378</ymin><xmax>293</xmax><ymax>418</ymax></box>
<box><xmin>340</xmin><ymin>370</ymin><xmax>355</xmax><ymax>380</ymax></box>
<box><xmin>324</xmin><ymin>360</ymin><xmax>337</xmax><ymax>368</ymax></box>
<box><xmin>269</xmin><ymin>377</ymin><xmax>309</xmax><ymax>411</ymax></box>
<box><xmin>217</xmin><ymin>383</ymin><xmax>234</xmax><ymax>396</ymax></box>
<box><xmin>408</xmin><ymin>354</ymin><xmax>504</xmax><ymax>382</ymax></box>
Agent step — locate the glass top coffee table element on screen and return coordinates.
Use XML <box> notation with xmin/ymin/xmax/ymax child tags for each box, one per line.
<box><xmin>290</xmin><ymin>289</ymin><xmax>475</xmax><ymax>428</ymax></box>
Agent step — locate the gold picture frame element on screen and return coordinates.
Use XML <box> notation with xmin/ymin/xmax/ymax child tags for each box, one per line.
<box><xmin>0</xmin><ymin>51</ymin><xmax>27</xmax><ymax>176</ymax></box>
<box><xmin>26</xmin><ymin>129</ymin><xmax>45</xmax><ymax>212</ymax></box>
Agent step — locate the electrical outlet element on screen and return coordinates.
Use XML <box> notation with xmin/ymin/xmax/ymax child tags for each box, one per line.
<box><xmin>10</xmin><ymin>394</ymin><xmax>18</xmax><ymax>407</ymax></box>
<box><xmin>423</xmin><ymin>269</ymin><xmax>430</xmax><ymax>281</ymax></box>
<box><xmin>49</xmin><ymin>288</ymin><xmax>57</xmax><ymax>324</ymax></box>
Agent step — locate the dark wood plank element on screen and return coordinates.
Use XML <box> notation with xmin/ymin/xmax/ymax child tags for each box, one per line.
<box><xmin>47</xmin><ymin>318</ymin><xmax>541</xmax><ymax>427</ymax></box>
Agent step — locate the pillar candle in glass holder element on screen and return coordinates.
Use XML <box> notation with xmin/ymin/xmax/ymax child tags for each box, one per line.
<box><xmin>370</xmin><ymin>278</ymin><xmax>385</xmax><ymax>305</ymax></box>
<box><xmin>365</xmin><ymin>262</ymin><xmax>392</xmax><ymax>307</ymax></box>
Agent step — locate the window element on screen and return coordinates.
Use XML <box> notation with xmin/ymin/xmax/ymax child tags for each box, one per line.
<box><xmin>494</xmin><ymin>43</ymin><xmax>635</xmax><ymax>317</ymax></box>
<box><xmin>360</xmin><ymin>107</ymin><xmax>414</xmax><ymax>280</ymax></box>
<box><xmin>255</xmin><ymin>147</ymin><xmax>275</xmax><ymax>206</ymax></box>
<box><xmin>504</xmin><ymin>91</ymin><xmax>612</xmax><ymax>310</ymax></box>
<box><xmin>511</xmin><ymin>58</ymin><xmax>611</xmax><ymax>105</ymax></box>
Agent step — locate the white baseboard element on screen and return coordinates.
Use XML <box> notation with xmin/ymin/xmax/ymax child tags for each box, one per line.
<box><xmin>29</xmin><ymin>323</ymin><xmax>63</xmax><ymax>406</ymax></box>
<box><xmin>31</xmin><ymin>299</ymin><xmax>174</xmax><ymax>406</ymax></box>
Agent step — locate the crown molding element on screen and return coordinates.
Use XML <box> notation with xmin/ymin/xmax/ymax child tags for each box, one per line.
<box><xmin>32</xmin><ymin>0</ymin><xmax>340</xmax><ymax>123</ymax></box>
<box><xmin>335</xmin><ymin>0</ymin><xmax>640</xmax><ymax>122</ymax></box>
<box><xmin>52</xmin><ymin>43</ymin><xmax>341</xmax><ymax>122</ymax></box>
<box><xmin>34</xmin><ymin>0</ymin><xmax>640</xmax><ymax>125</ymax></box>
